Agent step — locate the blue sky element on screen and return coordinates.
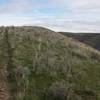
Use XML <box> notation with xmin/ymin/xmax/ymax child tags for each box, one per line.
<box><xmin>0</xmin><ymin>0</ymin><xmax>100</xmax><ymax>32</ymax></box>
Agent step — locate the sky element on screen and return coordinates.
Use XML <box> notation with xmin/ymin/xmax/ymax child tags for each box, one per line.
<box><xmin>0</xmin><ymin>0</ymin><xmax>100</xmax><ymax>32</ymax></box>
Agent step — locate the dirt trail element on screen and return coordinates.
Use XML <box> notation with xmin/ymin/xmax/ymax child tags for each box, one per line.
<box><xmin>0</xmin><ymin>67</ymin><xmax>10</xmax><ymax>100</ymax></box>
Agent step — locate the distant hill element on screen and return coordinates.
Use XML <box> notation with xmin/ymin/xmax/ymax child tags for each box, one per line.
<box><xmin>0</xmin><ymin>26</ymin><xmax>100</xmax><ymax>100</ymax></box>
<box><xmin>60</xmin><ymin>32</ymin><xmax>100</xmax><ymax>51</ymax></box>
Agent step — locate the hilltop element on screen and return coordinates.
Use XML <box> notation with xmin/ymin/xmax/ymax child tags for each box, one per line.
<box><xmin>0</xmin><ymin>26</ymin><xmax>100</xmax><ymax>100</ymax></box>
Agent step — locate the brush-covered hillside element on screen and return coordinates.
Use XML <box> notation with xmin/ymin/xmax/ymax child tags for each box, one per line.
<box><xmin>0</xmin><ymin>26</ymin><xmax>100</xmax><ymax>100</ymax></box>
<box><xmin>60</xmin><ymin>32</ymin><xmax>100</xmax><ymax>51</ymax></box>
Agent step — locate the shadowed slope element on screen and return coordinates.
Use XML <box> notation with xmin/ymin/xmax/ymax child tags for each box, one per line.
<box><xmin>60</xmin><ymin>32</ymin><xmax>100</xmax><ymax>51</ymax></box>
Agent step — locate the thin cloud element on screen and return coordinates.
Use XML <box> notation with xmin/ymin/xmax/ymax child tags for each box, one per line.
<box><xmin>52</xmin><ymin>0</ymin><xmax>100</xmax><ymax>11</ymax></box>
<box><xmin>0</xmin><ymin>0</ymin><xmax>100</xmax><ymax>32</ymax></box>
<box><xmin>0</xmin><ymin>0</ymin><xmax>47</xmax><ymax>14</ymax></box>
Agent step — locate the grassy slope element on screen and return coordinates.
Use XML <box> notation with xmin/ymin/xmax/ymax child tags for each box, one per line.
<box><xmin>0</xmin><ymin>26</ymin><xmax>100</xmax><ymax>100</ymax></box>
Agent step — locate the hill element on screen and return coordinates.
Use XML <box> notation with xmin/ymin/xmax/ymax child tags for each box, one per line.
<box><xmin>0</xmin><ymin>26</ymin><xmax>100</xmax><ymax>100</ymax></box>
<box><xmin>60</xmin><ymin>32</ymin><xmax>100</xmax><ymax>51</ymax></box>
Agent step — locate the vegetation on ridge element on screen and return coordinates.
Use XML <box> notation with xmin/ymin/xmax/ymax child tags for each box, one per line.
<box><xmin>0</xmin><ymin>26</ymin><xmax>100</xmax><ymax>100</ymax></box>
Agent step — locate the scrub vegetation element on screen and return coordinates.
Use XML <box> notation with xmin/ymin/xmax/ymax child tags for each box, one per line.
<box><xmin>0</xmin><ymin>26</ymin><xmax>100</xmax><ymax>100</ymax></box>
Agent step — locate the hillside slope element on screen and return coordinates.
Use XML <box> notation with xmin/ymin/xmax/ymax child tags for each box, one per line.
<box><xmin>60</xmin><ymin>32</ymin><xmax>100</xmax><ymax>51</ymax></box>
<box><xmin>0</xmin><ymin>26</ymin><xmax>100</xmax><ymax>100</ymax></box>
